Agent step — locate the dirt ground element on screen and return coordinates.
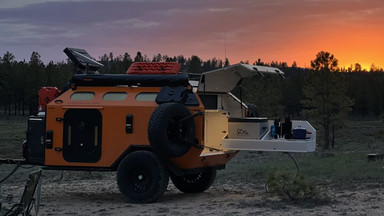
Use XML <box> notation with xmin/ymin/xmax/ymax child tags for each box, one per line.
<box><xmin>2</xmin><ymin>176</ymin><xmax>384</xmax><ymax>216</ymax></box>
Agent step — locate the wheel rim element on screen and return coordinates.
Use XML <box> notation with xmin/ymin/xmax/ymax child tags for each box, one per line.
<box><xmin>128</xmin><ymin>166</ymin><xmax>151</xmax><ymax>193</ymax></box>
<box><xmin>182</xmin><ymin>173</ymin><xmax>203</xmax><ymax>184</ymax></box>
<box><xmin>167</xmin><ymin>117</ymin><xmax>186</xmax><ymax>144</ymax></box>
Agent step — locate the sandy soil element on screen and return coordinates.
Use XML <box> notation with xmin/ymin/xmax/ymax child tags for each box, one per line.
<box><xmin>2</xmin><ymin>176</ymin><xmax>384</xmax><ymax>216</ymax></box>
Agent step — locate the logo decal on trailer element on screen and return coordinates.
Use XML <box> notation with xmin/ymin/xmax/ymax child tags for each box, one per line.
<box><xmin>237</xmin><ymin>129</ymin><xmax>249</xmax><ymax>136</ymax></box>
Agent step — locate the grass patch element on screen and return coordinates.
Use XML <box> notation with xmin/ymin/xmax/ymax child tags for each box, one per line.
<box><xmin>299</xmin><ymin>152</ymin><xmax>384</xmax><ymax>182</ymax></box>
<box><xmin>1</xmin><ymin>118</ymin><xmax>384</xmax><ymax>187</ymax></box>
<box><xmin>0</xmin><ymin>116</ymin><xmax>28</xmax><ymax>159</ymax></box>
<box><xmin>335</xmin><ymin>120</ymin><xmax>384</xmax><ymax>152</ymax></box>
<box><xmin>217</xmin><ymin>151</ymin><xmax>384</xmax><ymax>187</ymax></box>
<box><xmin>218</xmin><ymin>119</ymin><xmax>384</xmax><ymax>187</ymax></box>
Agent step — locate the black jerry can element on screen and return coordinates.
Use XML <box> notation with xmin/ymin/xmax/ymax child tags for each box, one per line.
<box><xmin>24</xmin><ymin>116</ymin><xmax>46</xmax><ymax>165</ymax></box>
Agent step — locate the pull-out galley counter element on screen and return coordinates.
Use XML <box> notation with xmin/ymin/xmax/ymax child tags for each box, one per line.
<box><xmin>197</xmin><ymin>64</ymin><xmax>316</xmax><ymax>154</ymax></box>
<box><xmin>223</xmin><ymin>118</ymin><xmax>316</xmax><ymax>153</ymax></box>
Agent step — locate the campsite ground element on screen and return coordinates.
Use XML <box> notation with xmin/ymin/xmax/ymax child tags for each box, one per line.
<box><xmin>2</xmin><ymin>170</ymin><xmax>384</xmax><ymax>216</ymax></box>
<box><xmin>1</xmin><ymin>116</ymin><xmax>384</xmax><ymax>215</ymax></box>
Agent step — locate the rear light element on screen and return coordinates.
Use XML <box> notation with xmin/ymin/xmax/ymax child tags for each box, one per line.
<box><xmin>46</xmin><ymin>130</ymin><xmax>53</xmax><ymax>149</ymax></box>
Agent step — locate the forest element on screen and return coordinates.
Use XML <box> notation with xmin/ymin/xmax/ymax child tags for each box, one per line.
<box><xmin>0</xmin><ymin>50</ymin><xmax>382</xmax><ymax>119</ymax></box>
<box><xmin>0</xmin><ymin>50</ymin><xmax>383</xmax><ymax>150</ymax></box>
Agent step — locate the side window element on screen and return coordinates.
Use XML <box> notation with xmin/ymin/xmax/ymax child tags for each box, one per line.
<box><xmin>103</xmin><ymin>92</ymin><xmax>128</xmax><ymax>101</ymax></box>
<box><xmin>136</xmin><ymin>93</ymin><xmax>158</xmax><ymax>101</ymax></box>
<box><xmin>70</xmin><ymin>92</ymin><xmax>95</xmax><ymax>101</ymax></box>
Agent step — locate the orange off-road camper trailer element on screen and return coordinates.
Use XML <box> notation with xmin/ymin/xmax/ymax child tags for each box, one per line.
<box><xmin>1</xmin><ymin>48</ymin><xmax>316</xmax><ymax>203</ymax></box>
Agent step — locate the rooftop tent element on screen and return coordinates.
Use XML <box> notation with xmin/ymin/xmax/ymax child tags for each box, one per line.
<box><xmin>197</xmin><ymin>64</ymin><xmax>285</xmax><ymax>93</ymax></box>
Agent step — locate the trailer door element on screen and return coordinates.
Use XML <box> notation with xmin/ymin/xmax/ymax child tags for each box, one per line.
<box><xmin>63</xmin><ymin>109</ymin><xmax>102</xmax><ymax>163</ymax></box>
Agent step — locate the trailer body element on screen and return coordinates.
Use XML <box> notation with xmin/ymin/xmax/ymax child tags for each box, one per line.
<box><xmin>2</xmin><ymin>48</ymin><xmax>316</xmax><ymax>203</ymax></box>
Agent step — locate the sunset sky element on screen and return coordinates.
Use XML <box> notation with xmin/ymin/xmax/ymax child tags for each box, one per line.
<box><xmin>0</xmin><ymin>0</ymin><xmax>383</xmax><ymax>70</ymax></box>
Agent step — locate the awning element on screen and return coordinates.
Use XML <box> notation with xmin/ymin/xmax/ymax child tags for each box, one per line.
<box><xmin>197</xmin><ymin>64</ymin><xmax>285</xmax><ymax>93</ymax></box>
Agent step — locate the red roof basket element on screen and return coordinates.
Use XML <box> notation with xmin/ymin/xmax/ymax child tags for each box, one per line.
<box><xmin>127</xmin><ymin>62</ymin><xmax>181</xmax><ymax>75</ymax></box>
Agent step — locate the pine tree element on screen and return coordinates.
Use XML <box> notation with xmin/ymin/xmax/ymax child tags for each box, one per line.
<box><xmin>187</xmin><ymin>55</ymin><xmax>202</xmax><ymax>74</ymax></box>
<box><xmin>122</xmin><ymin>52</ymin><xmax>133</xmax><ymax>70</ymax></box>
<box><xmin>241</xmin><ymin>74</ymin><xmax>284</xmax><ymax>118</ymax></box>
<box><xmin>1</xmin><ymin>52</ymin><xmax>16</xmax><ymax>115</ymax></box>
<box><xmin>134</xmin><ymin>52</ymin><xmax>144</xmax><ymax>62</ymax></box>
<box><xmin>224</xmin><ymin>58</ymin><xmax>230</xmax><ymax>67</ymax></box>
<box><xmin>301</xmin><ymin>51</ymin><xmax>352</xmax><ymax>150</ymax></box>
<box><xmin>27</xmin><ymin>51</ymin><xmax>45</xmax><ymax>114</ymax></box>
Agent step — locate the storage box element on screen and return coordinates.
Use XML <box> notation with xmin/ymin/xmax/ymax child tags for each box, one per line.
<box><xmin>228</xmin><ymin>117</ymin><xmax>268</xmax><ymax>139</ymax></box>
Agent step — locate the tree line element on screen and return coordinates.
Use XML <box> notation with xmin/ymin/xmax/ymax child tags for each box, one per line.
<box><xmin>1</xmin><ymin>50</ymin><xmax>383</xmax><ymax>119</ymax></box>
<box><xmin>0</xmin><ymin>51</ymin><xmax>229</xmax><ymax>115</ymax></box>
<box><xmin>1</xmin><ymin>50</ymin><xmax>383</xmax><ymax>150</ymax></box>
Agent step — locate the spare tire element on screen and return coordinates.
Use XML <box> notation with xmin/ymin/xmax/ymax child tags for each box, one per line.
<box><xmin>148</xmin><ymin>103</ymin><xmax>195</xmax><ymax>158</ymax></box>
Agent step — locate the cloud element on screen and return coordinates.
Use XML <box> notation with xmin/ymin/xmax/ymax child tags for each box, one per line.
<box><xmin>0</xmin><ymin>0</ymin><xmax>161</xmax><ymax>9</ymax></box>
<box><xmin>0</xmin><ymin>0</ymin><xmax>383</xmax><ymax>66</ymax></box>
<box><xmin>208</xmin><ymin>8</ymin><xmax>231</xmax><ymax>12</ymax></box>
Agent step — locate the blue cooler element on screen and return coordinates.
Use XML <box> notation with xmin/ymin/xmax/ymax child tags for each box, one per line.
<box><xmin>292</xmin><ymin>127</ymin><xmax>306</xmax><ymax>139</ymax></box>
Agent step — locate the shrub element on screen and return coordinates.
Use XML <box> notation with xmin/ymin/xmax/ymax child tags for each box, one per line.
<box><xmin>266</xmin><ymin>169</ymin><xmax>317</xmax><ymax>201</ymax></box>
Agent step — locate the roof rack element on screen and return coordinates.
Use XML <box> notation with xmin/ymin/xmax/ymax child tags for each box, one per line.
<box><xmin>70</xmin><ymin>74</ymin><xmax>190</xmax><ymax>87</ymax></box>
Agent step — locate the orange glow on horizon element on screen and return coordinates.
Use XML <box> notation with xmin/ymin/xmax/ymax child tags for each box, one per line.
<box><xmin>108</xmin><ymin>1</ymin><xmax>384</xmax><ymax>72</ymax></box>
<box><xmin>223</xmin><ymin>29</ymin><xmax>384</xmax><ymax>70</ymax></box>
<box><xmin>211</xmin><ymin>17</ymin><xmax>384</xmax><ymax>71</ymax></box>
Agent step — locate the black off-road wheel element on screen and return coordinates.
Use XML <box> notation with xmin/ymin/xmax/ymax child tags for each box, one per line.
<box><xmin>148</xmin><ymin>102</ymin><xmax>195</xmax><ymax>158</ymax></box>
<box><xmin>170</xmin><ymin>168</ymin><xmax>216</xmax><ymax>193</ymax></box>
<box><xmin>117</xmin><ymin>151</ymin><xmax>169</xmax><ymax>203</ymax></box>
